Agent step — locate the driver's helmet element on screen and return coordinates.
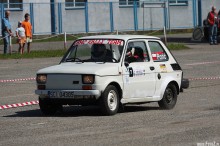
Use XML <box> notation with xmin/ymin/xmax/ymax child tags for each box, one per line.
<box><xmin>91</xmin><ymin>44</ymin><xmax>107</xmax><ymax>60</ymax></box>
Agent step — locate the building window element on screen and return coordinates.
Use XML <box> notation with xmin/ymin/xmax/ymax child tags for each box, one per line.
<box><xmin>119</xmin><ymin>0</ymin><xmax>139</xmax><ymax>6</ymax></box>
<box><xmin>169</xmin><ymin>0</ymin><xmax>188</xmax><ymax>6</ymax></box>
<box><xmin>1</xmin><ymin>0</ymin><xmax>23</xmax><ymax>10</ymax></box>
<box><xmin>65</xmin><ymin>0</ymin><xmax>87</xmax><ymax>9</ymax></box>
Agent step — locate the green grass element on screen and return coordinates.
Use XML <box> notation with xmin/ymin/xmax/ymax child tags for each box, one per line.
<box><xmin>0</xmin><ymin>34</ymin><xmax>79</xmax><ymax>45</ymax></box>
<box><xmin>167</xmin><ymin>43</ymin><xmax>189</xmax><ymax>50</ymax></box>
<box><xmin>0</xmin><ymin>49</ymin><xmax>66</xmax><ymax>59</ymax></box>
<box><xmin>33</xmin><ymin>34</ymin><xmax>79</xmax><ymax>43</ymax></box>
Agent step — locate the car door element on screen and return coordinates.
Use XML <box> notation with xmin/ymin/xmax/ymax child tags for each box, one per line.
<box><xmin>147</xmin><ymin>40</ymin><xmax>171</xmax><ymax>94</ymax></box>
<box><xmin>122</xmin><ymin>40</ymin><xmax>156</xmax><ymax>99</ymax></box>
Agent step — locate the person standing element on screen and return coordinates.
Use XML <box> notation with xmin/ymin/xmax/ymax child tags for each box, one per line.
<box><xmin>22</xmin><ymin>13</ymin><xmax>32</xmax><ymax>53</ymax></box>
<box><xmin>1</xmin><ymin>11</ymin><xmax>13</xmax><ymax>54</ymax></box>
<box><xmin>207</xmin><ymin>6</ymin><xmax>218</xmax><ymax>45</ymax></box>
<box><xmin>15</xmin><ymin>21</ymin><xmax>26</xmax><ymax>54</ymax></box>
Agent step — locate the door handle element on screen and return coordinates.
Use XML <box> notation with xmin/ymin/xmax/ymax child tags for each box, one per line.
<box><xmin>150</xmin><ymin>66</ymin><xmax>155</xmax><ymax>71</ymax></box>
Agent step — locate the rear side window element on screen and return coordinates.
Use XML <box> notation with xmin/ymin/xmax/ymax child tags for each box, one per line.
<box><xmin>148</xmin><ymin>41</ymin><xmax>168</xmax><ymax>62</ymax></box>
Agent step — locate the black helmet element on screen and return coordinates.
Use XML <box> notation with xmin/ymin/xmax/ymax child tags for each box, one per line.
<box><xmin>91</xmin><ymin>44</ymin><xmax>107</xmax><ymax>59</ymax></box>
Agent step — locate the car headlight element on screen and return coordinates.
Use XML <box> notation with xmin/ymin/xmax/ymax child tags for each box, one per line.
<box><xmin>82</xmin><ymin>75</ymin><xmax>94</xmax><ymax>84</ymax></box>
<box><xmin>36</xmin><ymin>74</ymin><xmax>47</xmax><ymax>84</ymax></box>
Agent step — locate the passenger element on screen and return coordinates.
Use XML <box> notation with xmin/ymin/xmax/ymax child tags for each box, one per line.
<box><xmin>133</xmin><ymin>47</ymin><xmax>144</xmax><ymax>62</ymax></box>
<box><xmin>126</xmin><ymin>47</ymin><xmax>144</xmax><ymax>63</ymax></box>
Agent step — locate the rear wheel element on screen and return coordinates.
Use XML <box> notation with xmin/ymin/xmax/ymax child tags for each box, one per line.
<box><xmin>39</xmin><ymin>97</ymin><xmax>62</xmax><ymax>115</ymax></box>
<box><xmin>99</xmin><ymin>85</ymin><xmax>119</xmax><ymax>116</ymax></box>
<box><xmin>158</xmin><ymin>84</ymin><xmax>177</xmax><ymax>109</ymax></box>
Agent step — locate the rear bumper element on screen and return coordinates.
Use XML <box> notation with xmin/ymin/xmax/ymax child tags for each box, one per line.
<box><xmin>180</xmin><ymin>78</ymin><xmax>189</xmax><ymax>91</ymax></box>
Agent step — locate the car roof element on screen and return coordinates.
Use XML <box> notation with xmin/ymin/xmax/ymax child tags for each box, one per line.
<box><xmin>79</xmin><ymin>35</ymin><xmax>160</xmax><ymax>41</ymax></box>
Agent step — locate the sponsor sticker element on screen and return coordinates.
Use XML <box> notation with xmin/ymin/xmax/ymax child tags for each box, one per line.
<box><xmin>160</xmin><ymin>64</ymin><xmax>167</xmax><ymax>72</ymax></box>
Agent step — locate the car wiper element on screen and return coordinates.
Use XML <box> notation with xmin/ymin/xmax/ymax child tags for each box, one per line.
<box><xmin>65</xmin><ymin>57</ymin><xmax>84</xmax><ymax>63</ymax></box>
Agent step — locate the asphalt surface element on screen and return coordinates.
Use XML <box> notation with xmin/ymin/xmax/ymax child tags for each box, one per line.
<box><xmin>0</xmin><ymin>36</ymin><xmax>220</xmax><ymax>146</ymax></box>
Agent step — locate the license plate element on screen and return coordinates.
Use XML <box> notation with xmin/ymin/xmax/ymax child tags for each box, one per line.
<box><xmin>48</xmin><ymin>91</ymin><xmax>74</xmax><ymax>98</ymax></box>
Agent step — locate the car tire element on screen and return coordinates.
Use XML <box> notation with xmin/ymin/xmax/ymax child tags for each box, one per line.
<box><xmin>99</xmin><ymin>85</ymin><xmax>119</xmax><ymax>116</ymax></box>
<box><xmin>39</xmin><ymin>97</ymin><xmax>61</xmax><ymax>115</ymax></box>
<box><xmin>158</xmin><ymin>84</ymin><xmax>177</xmax><ymax>110</ymax></box>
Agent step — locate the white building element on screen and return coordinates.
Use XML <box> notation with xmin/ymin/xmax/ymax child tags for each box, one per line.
<box><xmin>1</xmin><ymin>0</ymin><xmax>220</xmax><ymax>35</ymax></box>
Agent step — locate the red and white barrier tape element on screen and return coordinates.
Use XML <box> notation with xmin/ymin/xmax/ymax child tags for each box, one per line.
<box><xmin>0</xmin><ymin>100</ymin><xmax>39</xmax><ymax>110</ymax></box>
<box><xmin>0</xmin><ymin>77</ymin><xmax>35</xmax><ymax>83</ymax></box>
<box><xmin>1</xmin><ymin>76</ymin><xmax>220</xmax><ymax>110</ymax></box>
<box><xmin>189</xmin><ymin>77</ymin><xmax>220</xmax><ymax>81</ymax></box>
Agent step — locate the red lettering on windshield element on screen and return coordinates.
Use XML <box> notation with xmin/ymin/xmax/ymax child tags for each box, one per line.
<box><xmin>88</xmin><ymin>40</ymin><xmax>104</xmax><ymax>44</ymax></box>
<box><xmin>74</xmin><ymin>40</ymin><xmax>87</xmax><ymax>45</ymax></box>
<box><xmin>107</xmin><ymin>40</ymin><xmax>123</xmax><ymax>45</ymax></box>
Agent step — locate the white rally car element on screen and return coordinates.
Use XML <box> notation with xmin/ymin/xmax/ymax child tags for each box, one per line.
<box><xmin>35</xmin><ymin>35</ymin><xmax>189</xmax><ymax>115</ymax></box>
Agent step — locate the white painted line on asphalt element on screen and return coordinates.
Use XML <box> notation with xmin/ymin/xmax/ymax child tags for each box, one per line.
<box><xmin>0</xmin><ymin>101</ymin><xmax>39</xmax><ymax>110</ymax></box>
<box><xmin>1</xmin><ymin>94</ymin><xmax>35</xmax><ymax>98</ymax></box>
<box><xmin>0</xmin><ymin>67</ymin><xmax>9</xmax><ymax>69</ymax></box>
<box><xmin>186</xmin><ymin>61</ymin><xmax>220</xmax><ymax>66</ymax></box>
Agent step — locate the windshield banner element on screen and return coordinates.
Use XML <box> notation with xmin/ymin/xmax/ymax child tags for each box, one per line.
<box><xmin>74</xmin><ymin>39</ymin><xmax>124</xmax><ymax>46</ymax></box>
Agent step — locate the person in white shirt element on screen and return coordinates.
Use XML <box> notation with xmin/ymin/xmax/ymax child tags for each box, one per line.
<box><xmin>15</xmin><ymin>21</ymin><xmax>26</xmax><ymax>54</ymax></box>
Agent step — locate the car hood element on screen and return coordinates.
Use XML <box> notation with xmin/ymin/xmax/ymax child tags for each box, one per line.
<box><xmin>37</xmin><ymin>62</ymin><xmax>121</xmax><ymax>76</ymax></box>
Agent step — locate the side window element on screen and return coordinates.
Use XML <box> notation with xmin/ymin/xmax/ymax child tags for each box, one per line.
<box><xmin>148</xmin><ymin>41</ymin><xmax>168</xmax><ymax>62</ymax></box>
<box><xmin>119</xmin><ymin>0</ymin><xmax>140</xmax><ymax>6</ymax></box>
<box><xmin>65</xmin><ymin>0</ymin><xmax>87</xmax><ymax>9</ymax></box>
<box><xmin>2</xmin><ymin>0</ymin><xmax>23</xmax><ymax>10</ymax></box>
<box><xmin>125</xmin><ymin>41</ymin><xmax>149</xmax><ymax>63</ymax></box>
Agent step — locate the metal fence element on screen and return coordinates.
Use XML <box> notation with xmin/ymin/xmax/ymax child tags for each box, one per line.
<box><xmin>0</xmin><ymin>0</ymin><xmax>204</xmax><ymax>36</ymax></box>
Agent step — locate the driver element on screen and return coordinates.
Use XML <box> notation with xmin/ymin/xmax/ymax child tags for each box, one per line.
<box><xmin>91</xmin><ymin>44</ymin><xmax>107</xmax><ymax>61</ymax></box>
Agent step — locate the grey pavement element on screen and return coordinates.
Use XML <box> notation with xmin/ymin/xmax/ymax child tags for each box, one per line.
<box><xmin>0</xmin><ymin>42</ymin><xmax>220</xmax><ymax>145</ymax></box>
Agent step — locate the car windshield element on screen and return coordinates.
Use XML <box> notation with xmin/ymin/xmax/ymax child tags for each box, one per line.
<box><xmin>61</xmin><ymin>39</ymin><xmax>124</xmax><ymax>63</ymax></box>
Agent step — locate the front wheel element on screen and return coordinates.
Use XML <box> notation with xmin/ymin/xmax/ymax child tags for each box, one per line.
<box><xmin>158</xmin><ymin>84</ymin><xmax>177</xmax><ymax>110</ymax></box>
<box><xmin>39</xmin><ymin>97</ymin><xmax>61</xmax><ymax>115</ymax></box>
<box><xmin>99</xmin><ymin>85</ymin><xmax>119</xmax><ymax>116</ymax></box>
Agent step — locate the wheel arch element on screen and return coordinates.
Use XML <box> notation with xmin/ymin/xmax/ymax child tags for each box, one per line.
<box><xmin>159</xmin><ymin>79</ymin><xmax>180</xmax><ymax>100</ymax></box>
<box><xmin>106</xmin><ymin>82</ymin><xmax>123</xmax><ymax>101</ymax></box>
<box><xmin>168</xmin><ymin>81</ymin><xmax>180</xmax><ymax>95</ymax></box>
